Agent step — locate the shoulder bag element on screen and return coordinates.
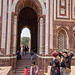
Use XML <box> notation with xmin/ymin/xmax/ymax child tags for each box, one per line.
<box><xmin>64</xmin><ymin>59</ymin><xmax>71</xmax><ymax>73</ymax></box>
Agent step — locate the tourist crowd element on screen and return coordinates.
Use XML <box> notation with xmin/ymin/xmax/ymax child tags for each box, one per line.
<box><xmin>17</xmin><ymin>46</ymin><xmax>73</xmax><ymax>75</ymax></box>
<box><xmin>50</xmin><ymin>50</ymin><xmax>73</xmax><ymax>75</ymax></box>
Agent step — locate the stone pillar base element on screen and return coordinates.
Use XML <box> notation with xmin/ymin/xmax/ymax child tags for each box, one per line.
<box><xmin>0</xmin><ymin>56</ymin><xmax>17</xmax><ymax>70</ymax></box>
<box><xmin>37</xmin><ymin>54</ymin><xmax>50</xmax><ymax>74</ymax></box>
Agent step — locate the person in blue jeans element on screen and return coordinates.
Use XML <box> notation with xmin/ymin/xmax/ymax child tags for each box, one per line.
<box><xmin>59</xmin><ymin>51</ymin><xmax>73</xmax><ymax>75</ymax></box>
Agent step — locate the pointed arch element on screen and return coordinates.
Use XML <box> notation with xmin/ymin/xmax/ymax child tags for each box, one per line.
<box><xmin>12</xmin><ymin>0</ymin><xmax>45</xmax><ymax>15</ymax></box>
<box><xmin>21</xmin><ymin>27</ymin><xmax>31</xmax><ymax>35</ymax></box>
<box><xmin>57</xmin><ymin>28</ymin><xmax>69</xmax><ymax>50</ymax></box>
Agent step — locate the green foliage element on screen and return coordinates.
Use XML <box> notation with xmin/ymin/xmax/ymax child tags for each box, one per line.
<box><xmin>21</xmin><ymin>37</ymin><xmax>30</xmax><ymax>46</ymax></box>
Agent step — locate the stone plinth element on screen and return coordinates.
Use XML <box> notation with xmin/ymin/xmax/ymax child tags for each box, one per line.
<box><xmin>0</xmin><ymin>66</ymin><xmax>12</xmax><ymax>75</ymax></box>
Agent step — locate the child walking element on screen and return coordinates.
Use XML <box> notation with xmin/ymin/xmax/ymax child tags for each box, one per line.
<box><xmin>24</xmin><ymin>67</ymin><xmax>28</xmax><ymax>75</ymax></box>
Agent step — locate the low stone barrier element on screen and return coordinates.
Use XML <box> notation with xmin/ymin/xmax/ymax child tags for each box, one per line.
<box><xmin>0</xmin><ymin>66</ymin><xmax>12</xmax><ymax>75</ymax></box>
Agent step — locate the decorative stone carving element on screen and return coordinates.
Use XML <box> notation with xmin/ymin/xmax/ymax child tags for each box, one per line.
<box><xmin>65</xmin><ymin>26</ymin><xmax>69</xmax><ymax>30</ymax></box>
<box><xmin>61</xmin><ymin>8</ymin><xmax>65</xmax><ymax>14</ymax></box>
<box><xmin>61</xmin><ymin>0</ymin><xmax>65</xmax><ymax>6</ymax></box>
<box><xmin>56</xmin><ymin>26</ymin><xmax>61</xmax><ymax>29</ymax></box>
<box><xmin>58</xmin><ymin>30</ymin><xmax>66</xmax><ymax>50</ymax></box>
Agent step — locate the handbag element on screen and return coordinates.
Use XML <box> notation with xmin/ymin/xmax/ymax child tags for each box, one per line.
<box><xmin>64</xmin><ymin>59</ymin><xmax>71</xmax><ymax>73</ymax></box>
<box><xmin>66</xmin><ymin>67</ymin><xmax>71</xmax><ymax>72</ymax></box>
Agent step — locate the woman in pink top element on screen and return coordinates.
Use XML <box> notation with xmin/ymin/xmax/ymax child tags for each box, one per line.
<box><xmin>30</xmin><ymin>62</ymin><xmax>39</xmax><ymax>75</ymax></box>
<box><xmin>24</xmin><ymin>67</ymin><xmax>28</xmax><ymax>75</ymax></box>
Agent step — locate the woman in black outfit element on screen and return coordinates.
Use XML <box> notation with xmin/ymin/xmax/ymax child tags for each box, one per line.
<box><xmin>59</xmin><ymin>51</ymin><xmax>73</xmax><ymax>75</ymax></box>
<box><xmin>50</xmin><ymin>52</ymin><xmax>61</xmax><ymax>75</ymax></box>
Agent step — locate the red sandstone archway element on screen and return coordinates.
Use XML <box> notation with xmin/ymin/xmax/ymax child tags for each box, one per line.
<box><xmin>15</xmin><ymin>0</ymin><xmax>42</xmax><ymax>17</ymax></box>
<box><xmin>10</xmin><ymin>0</ymin><xmax>45</xmax><ymax>71</ymax></box>
<box><xmin>17</xmin><ymin>7</ymin><xmax>38</xmax><ymax>52</ymax></box>
<box><xmin>11</xmin><ymin>0</ymin><xmax>44</xmax><ymax>55</ymax></box>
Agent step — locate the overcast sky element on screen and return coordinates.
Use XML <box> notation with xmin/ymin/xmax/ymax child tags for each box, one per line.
<box><xmin>21</xmin><ymin>28</ymin><xmax>31</xmax><ymax>38</ymax></box>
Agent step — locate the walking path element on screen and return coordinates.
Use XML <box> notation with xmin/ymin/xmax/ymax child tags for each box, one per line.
<box><xmin>15</xmin><ymin>53</ymin><xmax>37</xmax><ymax>75</ymax></box>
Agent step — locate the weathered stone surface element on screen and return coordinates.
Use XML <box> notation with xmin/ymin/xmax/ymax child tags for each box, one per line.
<box><xmin>0</xmin><ymin>66</ymin><xmax>12</xmax><ymax>75</ymax></box>
<box><xmin>0</xmin><ymin>0</ymin><xmax>75</xmax><ymax>74</ymax></box>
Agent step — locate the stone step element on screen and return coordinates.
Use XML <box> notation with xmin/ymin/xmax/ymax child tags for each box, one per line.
<box><xmin>16</xmin><ymin>67</ymin><xmax>30</xmax><ymax>68</ymax></box>
<box><xmin>16</xmin><ymin>67</ymin><xmax>31</xmax><ymax>69</ymax></box>
<box><xmin>16</xmin><ymin>64</ymin><xmax>31</xmax><ymax>65</ymax></box>
<box><xmin>16</xmin><ymin>69</ymin><xmax>30</xmax><ymax>71</ymax></box>
<box><xmin>15</xmin><ymin>73</ymin><xmax>24</xmax><ymax>75</ymax></box>
<box><xmin>17</xmin><ymin>62</ymin><xmax>31</xmax><ymax>65</ymax></box>
<box><xmin>16</xmin><ymin>67</ymin><xmax>30</xmax><ymax>71</ymax></box>
<box><xmin>16</xmin><ymin>66</ymin><xmax>31</xmax><ymax>68</ymax></box>
<box><xmin>16</xmin><ymin>65</ymin><xmax>31</xmax><ymax>66</ymax></box>
<box><xmin>16</xmin><ymin>69</ymin><xmax>30</xmax><ymax>73</ymax></box>
<box><xmin>15</xmin><ymin>54</ymin><xmax>37</xmax><ymax>75</ymax></box>
<box><xmin>16</xmin><ymin>71</ymin><xmax>30</xmax><ymax>73</ymax></box>
<box><xmin>16</xmin><ymin>68</ymin><xmax>30</xmax><ymax>70</ymax></box>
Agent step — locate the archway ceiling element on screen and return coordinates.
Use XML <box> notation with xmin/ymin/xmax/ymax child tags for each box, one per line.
<box><xmin>18</xmin><ymin>7</ymin><xmax>37</xmax><ymax>33</ymax></box>
<box><xmin>17</xmin><ymin>7</ymin><xmax>38</xmax><ymax>51</ymax></box>
<box><xmin>16</xmin><ymin>0</ymin><xmax>41</xmax><ymax>16</ymax></box>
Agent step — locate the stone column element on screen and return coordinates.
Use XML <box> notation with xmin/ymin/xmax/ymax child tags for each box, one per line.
<box><xmin>0</xmin><ymin>0</ymin><xmax>2</xmax><ymax>16</ymax></box>
<box><xmin>1</xmin><ymin>0</ymin><xmax>7</xmax><ymax>49</ymax></box>
<box><xmin>13</xmin><ymin>16</ymin><xmax>17</xmax><ymax>54</ymax></box>
<box><xmin>6</xmin><ymin>0</ymin><xmax>12</xmax><ymax>55</ymax></box>
<box><xmin>39</xmin><ymin>17</ymin><xmax>43</xmax><ymax>54</ymax></box>
<box><xmin>66</xmin><ymin>34</ymin><xmax>69</xmax><ymax>49</ymax></box>
<box><xmin>45</xmin><ymin>0</ymin><xmax>49</xmax><ymax>55</ymax></box>
<box><xmin>37</xmin><ymin>18</ymin><xmax>39</xmax><ymax>53</ymax></box>
<box><xmin>69</xmin><ymin>26</ymin><xmax>73</xmax><ymax>50</ymax></box>
<box><xmin>50</xmin><ymin>0</ymin><xmax>53</xmax><ymax>49</ymax></box>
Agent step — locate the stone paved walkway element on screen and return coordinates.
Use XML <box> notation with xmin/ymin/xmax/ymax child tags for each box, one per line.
<box><xmin>15</xmin><ymin>53</ymin><xmax>37</xmax><ymax>75</ymax></box>
<box><xmin>45</xmin><ymin>66</ymin><xmax>75</xmax><ymax>75</ymax></box>
<box><xmin>71</xmin><ymin>66</ymin><xmax>75</xmax><ymax>75</ymax></box>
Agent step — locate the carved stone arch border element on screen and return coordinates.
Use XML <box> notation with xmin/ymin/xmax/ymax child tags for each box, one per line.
<box><xmin>15</xmin><ymin>0</ymin><xmax>42</xmax><ymax>17</ymax></box>
<box><xmin>56</xmin><ymin>27</ymin><xmax>69</xmax><ymax>50</ymax></box>
<box><xmin>21</xmin><ymin>26</ymin><xmax>31</xmax><ymax>35</ymax></box>
<box><xmin>73</xmin><ymin>30</ymin><xmax>75</xmax><ymax>50</ymax></box>
<box><xmin>11</xmin><ymin>0</ymin><xmax>45</xmax><ymax>55</ymax></box>
<box><xmin>56</xmin><ymin>27</ymin><xmax>69</xmax><ymax>36</ymax></box>
<box><xmin>12</xmin><ymin>0</ymin><xmax>45</xmax><ymax>16</ymax></box>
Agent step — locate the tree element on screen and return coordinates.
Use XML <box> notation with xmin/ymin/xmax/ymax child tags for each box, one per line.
<box><xmin>21</xmin><ymin>37</ymin><xmax>30</xmax><ymax>46</ymax></box>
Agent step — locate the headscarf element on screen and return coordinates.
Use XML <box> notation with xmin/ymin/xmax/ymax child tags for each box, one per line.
<box><xmin>52</xmin><ymin>52</ymin><xmax>58</xmax><ymax>57</ymax></box>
